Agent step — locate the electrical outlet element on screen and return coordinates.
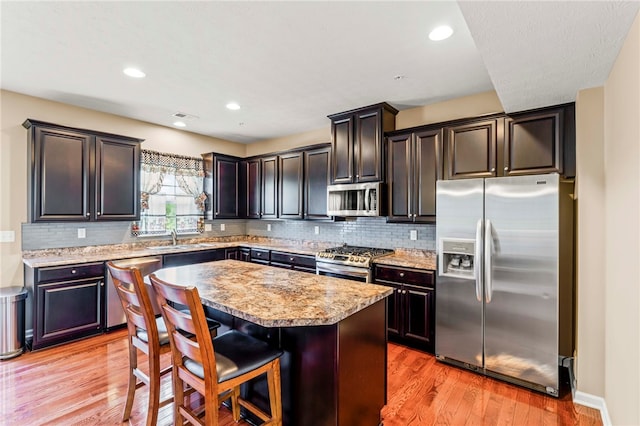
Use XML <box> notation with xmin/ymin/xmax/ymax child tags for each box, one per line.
<box><xmin>267</xmin><ymin>224</ymin><xmax>272</xmax><ymax>232</ymax></box>
<box><xmin>204</xmin><ymin>223</ymin><xmax>212</xmax><ymax>232</ymax></box>
<box><xmin>78</xmin><ymin>228</ymin><xmax>86</xmax><ymax>239</ymax></box>
<box><xmin>0</xmin><ymin>231</ymin><xmax>15</xmax><ymax>243</ymax></box>
<box><xmin>220</xmin><ymin>223</ymin><xmax>226</xmax><ymax>231</ymax></box>
<box><xmin>410</xmin><ymin>230</ymin><xmax>418</xmax><ymax>241</ymax></box>
<box><xmin>314</xmin><ymin>226</ymin><xmax>320</xmax><ymax>235</ymax></box>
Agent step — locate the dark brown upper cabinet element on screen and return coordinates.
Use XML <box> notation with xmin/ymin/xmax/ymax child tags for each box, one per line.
<box><xmin>328</xmin><ymin>103</ymin><xmax>398</xmax><ymax>184</ymax></box>
<box><xmin>304</xmin><ymin>146</ymin><xmax>331</xmax><ymax>220</ymax></box>
<box><xmin>203</xmin><ymin>153</ymin><xmax>243</xmax><ymax>220</ymax></box>
<box><xmin>279</xmin><ymin>152</ymin><xmax>304</xmax><ymax>219</ymax></box>
<box><xmin>245</xmin><ymin>158</ymin><xmax>262</xmax><ymax>219</ymax></box>
<box><xmin>261</xmin><ymin>156</ymin><xmax>278</xmax><ymax>219</ymax></box>
<box><xmin>24</xmin><ymin>119</ymin><xmax>142</xmax><ymax>222</ymax></box>
<box><xmin>387</xmin><ymin>128</ymin><xmax>442</xmax><ymax>223</ymax></box>
<box><xmin>444</xmin><ymin>118</ymin><xmax>501</xmax><ymax>180</ymax></box>
<box><xmin>504</xmin><ymin>104</ymin><xmax>575</xmax><ymax>177</ymax></box>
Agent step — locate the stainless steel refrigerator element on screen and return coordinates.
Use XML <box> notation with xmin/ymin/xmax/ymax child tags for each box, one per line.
<box><xmin>435</xmin><ymin>173</ymin><xmax>574</xmax><ymax>396</ymax></box>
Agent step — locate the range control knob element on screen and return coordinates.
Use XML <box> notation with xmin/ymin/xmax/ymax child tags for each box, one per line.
<box><xmin>359</xmin><ymin>257</ymin><xmax>366</xmax><ymax>263</ymax></box>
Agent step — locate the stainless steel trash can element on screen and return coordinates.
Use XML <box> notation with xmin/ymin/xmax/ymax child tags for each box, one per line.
<box><xmin>0</xmin><ymin>287</ymin><xmax>27</xmax><ymax>360</ymax></box>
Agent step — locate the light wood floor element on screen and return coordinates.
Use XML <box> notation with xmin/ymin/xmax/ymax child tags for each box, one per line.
<box><xmin>1</xmin><ymin>329</ymin><xmax>601</xmax><ymax>425</ymax></box>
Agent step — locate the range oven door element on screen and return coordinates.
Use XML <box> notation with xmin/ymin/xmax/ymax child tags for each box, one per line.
<box><xmin>316</xmin><ymin>261</ymin><xmax>371</xmax><ymax>283</ymax></box>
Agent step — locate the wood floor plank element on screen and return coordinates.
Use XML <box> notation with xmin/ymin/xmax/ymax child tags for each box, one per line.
<box><xmin>1</xmin><ymin>332</ymin><xmax>602</xmax><ymax>426</ymax></box>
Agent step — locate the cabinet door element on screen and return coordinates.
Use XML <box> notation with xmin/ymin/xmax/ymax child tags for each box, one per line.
<box><xmin>214</xmin><ymin>155</ymin><xmax>240</xmax><ymax>218</ymax></box>
<box><xmin>163</xmin><ymin>249</ymin><xmax>225</xmax><ymax>267</ymax></box>
<box><xmin>32</xmin><ymin>127</ymin><xmax>91</xmax><ymax>222</ymax></box>
<box><xmin>261</xmin><ymin>156</ymin><xmax>278</xmax><ymax>218</ymax></box>
<box><xmin>331</xmin><ymin>115</ymin><xmax>354</xmax><ymax>183</ymax></box>
<box><xmin>304</xmin><ymin>147</ymin><xmax>331</xmax><ymax>220</ymax></box>
<box><xmin>504</xmin><ymin>108</ymin><xmax>563</xmax><ymax>176</ymax></box>
<box><xmin>355</xmin><ymin>110</ymin><xmax>383</xmax><ymax>182</ymax></box>
<box><xmin>403</xmin><ymin>285</ymin><xmax>434</xmax><ymax>351</ymax></box>
<box><xmin>414</xmin><ymin>129</ymin><xmax>442</xmax><ymax>221</ymax></box>
<box><xmin>245</xmin><ymin>159</ymin><xmax>261</xmax><ymax>219</ymax></box>
<box><xmin>386</xmin><ymin>283</ymin><xmax>402</xmax><ymax>338</ymax></box>
<box><xmin>445</xmin><ymin>119</ymin><xmax>498</xmax><ymax>179</ymax></box>
<box><xmin>33</xmin><ymin>278</ymin><xmax>103</xmax><ymax>350</ymax></box>
<box><xmin>387</xmin><ymin>133</ymin><xmax>412</xmax><ymax>222</ymax></box>
<box><xmin>279</xmin><ymin>152</ymin><xmax>303</xmax><ymax>219</ymax></box>
<box><xmin>95</xmin><ymin>136</ymin><xmax>140</xmax><ymax>221</ymax></box>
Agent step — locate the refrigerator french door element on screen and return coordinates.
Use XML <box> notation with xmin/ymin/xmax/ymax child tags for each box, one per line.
<box><xmin>435</xmin><ymin>173</ymin><xmax>574</xmax><ymax>396</ymax></box>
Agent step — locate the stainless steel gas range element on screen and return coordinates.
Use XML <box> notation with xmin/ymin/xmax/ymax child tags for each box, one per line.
<box><xmin>315</xmin><ymin>245</ymin><xmax>394</xmax><ymax>282</ymax></box>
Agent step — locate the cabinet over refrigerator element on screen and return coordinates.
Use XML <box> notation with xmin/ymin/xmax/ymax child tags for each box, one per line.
<box><xmin>435</xmin><ymin>173</ymin><xmax>575</xmax><ymax>396</ymax></box>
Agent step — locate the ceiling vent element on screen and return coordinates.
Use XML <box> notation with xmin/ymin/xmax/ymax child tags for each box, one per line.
<box><xmin>172</xmin><ymin>112</ymin><xmax>199</xmax><ymax>120</ymax></box>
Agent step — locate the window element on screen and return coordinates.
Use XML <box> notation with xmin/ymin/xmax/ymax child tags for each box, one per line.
<box><xmin>137</xmin><ymin>150</ymin><xmax>206</xmax><ymax>236</ymax></box>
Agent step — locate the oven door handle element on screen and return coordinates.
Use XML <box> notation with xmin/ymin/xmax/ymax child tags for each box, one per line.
<box><xmin>316</xmin><ymin>262</ymin><xmax>371</xmax><ymax>280</ymax></box>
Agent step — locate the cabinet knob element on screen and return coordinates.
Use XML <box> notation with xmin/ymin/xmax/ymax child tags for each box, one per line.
<box><xmin>86</xmin><ymin>213</ymin><xmax>90</xmax><ymax>217</ymax></box>
<box><xmin>290</xmin><ymin>257</ymin><xmax>294</xmax><ymax>261</ymax></box>
<box><xmin>100</xmin><ymin>281</ymin><xmax>104</xmax><ymax>287</ymax></box>
<box><xmin>399</xmin><ymin>272</ymin><xmax>405</xmax><ymax>277</ymax></box>
<box><xmin>491</xmin><ymin>168</ymin><xmax>496</xmax><ymax>172</ymax></box>
<box><xmin>413</xmin><ymin>214</ymin><xmax>416</xmax><ymax>218</ymax></box>
<box><xmin>215</xmin><ymin>211</ymin><xmax>219</xmax><ymax>215</ymax></box>
<box><xmin>97</xmin><ymin>212</ymin><xmax>101</xmax><ymax>216</ymax></box>
<box><xmin>504</xmin><ymin>166</ymin><xmax>509</xmax><ymax>171</ymax></box>
<box><xmin>408</xmin><ymin>214</ymin><xmax>411</xmax><ymax>218</ymax></box>
<box><xmin>71</xmin><ymin>269</ymin><xmax>77</xmax><ymax>274</ymax></box>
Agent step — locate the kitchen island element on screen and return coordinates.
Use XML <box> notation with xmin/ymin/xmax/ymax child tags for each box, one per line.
<box><xmin>153</xmin><ymin>259</ymin><xmax>393</xmax><ymax>426</ymax></box>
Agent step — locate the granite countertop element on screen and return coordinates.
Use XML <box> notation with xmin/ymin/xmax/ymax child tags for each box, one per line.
<box><xmin>152</xmin><ymin>259</ymin><xmax>393</xmax><ymax>327</ymax></box>
<box><xmin>21</xmin><ymin>237</ymin><xmax>334</xmax><ymax>268</ymax></box>
<box><xmin>373</xmin><ymin>249</ymin><xmax>437</xmax><ymax>271</ymax></box>
<box><xmin>22</xmin><ymin>236</ymin><xmax>437</xmax><ymax>271</ymax></box>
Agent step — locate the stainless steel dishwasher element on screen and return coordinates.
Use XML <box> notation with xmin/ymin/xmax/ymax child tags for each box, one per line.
<box><xmin>106</xmin><ymin>256</ymin><xmax>163</xmax><ymax>330</ymax></box>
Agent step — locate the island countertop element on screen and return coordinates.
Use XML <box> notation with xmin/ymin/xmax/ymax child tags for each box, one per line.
<box><xmin>152</xmin><ymin>259</ymin><xmax>393</xmax><ymax>328</ymax></box>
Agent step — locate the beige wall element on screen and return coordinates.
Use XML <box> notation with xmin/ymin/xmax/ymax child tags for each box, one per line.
<box><xmin>0</xmin><ymin>90</ymin><xmax>245</xmax><ymax>288</ymax></box>
<box><xmin>603</xmin><ymin>10</ymin><xmax>640</xmax><ymax>424</ymax></box>
<box><xmin>575</xmin><ymin>87</ymin><xmax>605</xmax><ymax>397</ymax></box>
<box><xmin>245</xmin><ymin>126</ymin><xmax>330</xmax><ymax>157</ymax></box>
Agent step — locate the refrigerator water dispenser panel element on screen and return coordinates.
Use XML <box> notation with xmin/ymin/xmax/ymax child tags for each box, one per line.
<box><xmin>439</xmin><ymin>238</ymin><xmax>476</xmax><ymax>279</ymax></box>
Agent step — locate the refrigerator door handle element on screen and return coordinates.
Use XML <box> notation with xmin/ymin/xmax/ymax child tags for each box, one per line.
<box><xmin>474</xmin><ymin>218</ymin><xmax>483</xmax><ymax>302</ymax></box>
<box><xmin>484</xmin><ymin>219</ymin><xmax>493</xmax><ymax>303</ymax></box>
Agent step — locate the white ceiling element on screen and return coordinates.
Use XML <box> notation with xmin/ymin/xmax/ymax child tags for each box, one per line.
<box><xmin>1</xmin><ymin>1</ymin><xmax>638</xmax><ymax>144</ymax></box>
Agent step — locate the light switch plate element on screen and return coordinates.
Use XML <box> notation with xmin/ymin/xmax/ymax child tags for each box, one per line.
<box><xmin>314</xmin><ymin>226</ymin><xmax>320</xmax><ymax>235</ymax></box>
<box><xmin>0</xmin><ymin>231</ymin><xmax>15</xmax><ymax>243</ymax></box>
<box><xmin>204</xmin><ymin>223</ymin><xmax>212</xmax><ymax>232</ymax></box>
<box><xmin>220</xmin><ymin>223</ymin><xmax>226</xmax><ymax>231</ymax></box>
<box><xmin>410</xmin><ymin>230</ymin><xmax>418</xmax><ymax>241</ymax></box>
<box><xmin>267</xmin><ymin>224</ymin><xmax>272</xmax><ymax>232</ymax></box>
<box><xmin>78</xmin><ymin>228</ymin><xmax>86</xmax><ymax>239</ymax></box>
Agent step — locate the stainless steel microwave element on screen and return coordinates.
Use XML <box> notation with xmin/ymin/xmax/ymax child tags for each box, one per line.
<box><xmin>326</xmin><ymin>182</ymin><xmax>384</xmax><ymax>217</ymax></box>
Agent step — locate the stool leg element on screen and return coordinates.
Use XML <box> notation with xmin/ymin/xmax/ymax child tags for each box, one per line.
<box><xmin>122</xmin><ymin>341</ymin><xmax>138</xmax><ymax>422</ymax></box>
<box><xmin>146</xmin><ymin>352</ymin><xmax>161</xmax><ymax>426</ymax></box>
<box><xmin>230</xmin><ymin>386</ymin><xmax>241</xmax><ymax>421</ymax></box>
<box><xmin>266</xmin><ymin>359</ymin><xmax>283</xmax><ymax>426</ymax></box>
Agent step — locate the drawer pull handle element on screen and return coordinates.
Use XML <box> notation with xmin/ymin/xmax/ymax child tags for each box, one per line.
<box><xmin>399</xmin><ymin>272</ymin><xmax>404</xmax><ymax>277</ymax></box>
<box><xmin>71</xmin><ymin>269</ymin><xmax>77</xmax><ymax>274</ymax></box>
<box><xmin>290</xmin><ymin>257</ymin><xmax>294</xmax><ymax>261</ymax></box>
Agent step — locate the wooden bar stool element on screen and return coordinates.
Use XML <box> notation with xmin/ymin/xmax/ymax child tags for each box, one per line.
<box><xmin>149</xmin><ymin>274</ymin><xmax>283</xmax><ymax>426</ymax></box>
<box><xmin>107</xmin><ymin>261</ymin><xmax>174</xmax><ymax>426</ymax></box>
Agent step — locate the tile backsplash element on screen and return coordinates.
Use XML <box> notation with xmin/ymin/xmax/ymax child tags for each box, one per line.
<box><xmin>22</xmin><ymin>217</ymin><xmax>435</xmax><ymax>250</ymax></box>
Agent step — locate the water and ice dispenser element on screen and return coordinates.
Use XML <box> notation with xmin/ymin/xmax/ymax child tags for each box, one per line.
<box><xmin>438</xmin><ymin>238</ymin><xmax>476</xmax><ymax>279</ymax></box>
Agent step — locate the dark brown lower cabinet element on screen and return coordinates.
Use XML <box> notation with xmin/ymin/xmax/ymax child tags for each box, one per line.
<box><xmin>25</xmin><ymin>262</ymin><xmax>105</xmax><ymax>351</ymax></box>
<box><xmin>163</xmin><ymin>249</ymin><xmax>225</xmax><ymax>268</ymax></box>
<box><xmin>374</xmin><ymin>265</ymin><xmax>435</xmax><ymax>353</ymax></box>
<box><xmin>270</xmin><ymin>251</ymin><xmax>316</xmax><ymax>273</ymax></box>
<box><xmin>225</xmin><ymin>247</ymin><xmax>251</xmax><ymax>262</ymax></box>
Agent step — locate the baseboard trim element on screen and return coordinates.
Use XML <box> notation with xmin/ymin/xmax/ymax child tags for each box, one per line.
<box><xmin>574</xmin><ymin>391</ymin><xmax>611</xmax><ymax>426</ymax></box>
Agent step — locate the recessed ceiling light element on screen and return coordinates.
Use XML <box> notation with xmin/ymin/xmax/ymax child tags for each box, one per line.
<box><xmin>429</xmin><ymin>25</ymin><xmax>453</xmax><ymax>41</ymax></box>
<box><xmin>123</xmin><ymin>67</ymin><xmax>146</xmax><ymax>78</ymax></box>
<box><xmin>226</xmin><ymin>102</ymin><xmax>241</xmax><ymax>111</ymax></box>
<box><xmin>173</xmin><ymin>121</ymin><xmax>186</xmax><ymax>128</ymax></box>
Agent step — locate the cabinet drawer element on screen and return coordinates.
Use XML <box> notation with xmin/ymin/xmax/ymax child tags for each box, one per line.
<box><xmin>37</xmin><ymin>262</ymin><xmax>104</xmax><ymax>283</ymax></box>
<box><xmin>374</xmin><ymin>265</ymin><xmax>434</xmax><ymax>288</ymax></box>
<box><xmin>271</xmin><ymin>251</ymin><xmax>316</xmax><ymax>268</ymax></box>
<box><xmin>250</xmin><ymin>249</ymin><xmax>270</xmax><ymax>262</ymax></box>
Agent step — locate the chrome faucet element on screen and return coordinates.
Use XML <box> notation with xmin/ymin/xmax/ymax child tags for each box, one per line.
<box><xmin>171</xmin><ymin>229</ymin><xmax>178</xmax><ymax>245</ymax></box>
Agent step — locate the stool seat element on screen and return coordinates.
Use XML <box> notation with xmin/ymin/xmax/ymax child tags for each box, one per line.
<box><xmin>184</xmin><ymin>330</ymin><xmax>283</xmax><ymax>383</ymax></box>
<box><xmin>136</xmin><ymin>316</ymin><xmax>170</xmax><ymax>346</ymax></box>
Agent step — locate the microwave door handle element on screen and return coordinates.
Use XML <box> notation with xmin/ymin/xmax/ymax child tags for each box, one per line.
<box><xmin>364</xmin><ymin>188</ymin><xmax>370</xmax><ymax>211</ymax></box>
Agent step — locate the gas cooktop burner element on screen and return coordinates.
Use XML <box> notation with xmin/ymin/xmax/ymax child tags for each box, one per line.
<box><xmin>316</xmin><ymin>245</ymin><xmax>394</xmax><ymax>268</ymax></box>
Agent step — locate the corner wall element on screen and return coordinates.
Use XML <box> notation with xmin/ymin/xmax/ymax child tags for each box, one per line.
<box><xmin>603</xmin><ymin>10</ymin><xmax>640</xmax><ymax>425</ymax></box>
<box><xmin>575</xmin><ymin>87</ymin><xmax>605</xmax><ymax>397</ymax></box>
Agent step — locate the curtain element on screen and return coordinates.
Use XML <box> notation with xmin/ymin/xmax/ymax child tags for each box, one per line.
<box><xmin>140</xmin><ymin>149</ymin><xmax>206</xmax><ymax>212</ymax></box>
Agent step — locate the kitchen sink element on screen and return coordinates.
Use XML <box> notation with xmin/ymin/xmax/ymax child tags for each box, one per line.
<box><xmin>147</xmin><ymin>243</ymin><xmax>218</xmax><ymax>250</ymax></box>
